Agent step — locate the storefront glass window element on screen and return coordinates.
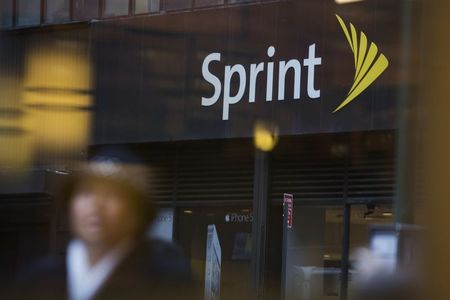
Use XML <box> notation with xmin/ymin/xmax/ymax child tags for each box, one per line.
<box><xmin>177</xmin><ymin>206</ymin><xmax>253</xmax><ymax>299</ymax></box>
<box><xmin>283</xmin><ymin>206</ymin><xmax>343</xmax><ymax>300</ymax></box>
<box><xmin>17</xmin><ymin>0</ymin><xmax>41</xmax><ymax>26</ymax></box>
<box><xmin>103</xmin><ymin>0</ymin><xmax>129</xmax><ymax>17</ymax></box>
<box><xmin>46</xmin><ymin>0</ymin><xmax>70</xmax><ymax>23</ymax></box>
<box><xmin>348</xmin><ymin>205</ymin><xmax>395</xmax><ymax>281</ymax></box>
<box><xmin>0</xmin><ymin>0</ymin><xmax>443</xmax><ymax>298</ymax></box>
<box><xmin>135</xmin><ymin>0</ymin><xmax>160</xmax><ymax>13</ymax></box>
<box><xmin>282</xmin><ymin>204</ymin><xmax>395</xmax><ymax>300</ymax></box>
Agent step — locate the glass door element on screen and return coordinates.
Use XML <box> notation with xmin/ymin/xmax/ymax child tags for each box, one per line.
<box><xmin>281</xmin><ymin>203</ymin><xmax>394</xmax><ymax>300</ymax></box>
<box><xmin>282</xmin><ymin>205</ymin><xmax>344</xmax><ymax>300</ymax></box>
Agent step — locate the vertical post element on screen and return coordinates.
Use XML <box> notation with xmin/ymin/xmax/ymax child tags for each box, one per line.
<box><xmin>395</xmin><ymin>0</ymin><xmax>415</xmax><ymax>225</ymax></box>
<box><xmin>280</xmin><ymin>201</ymin><xmax>288</xmax><ymax>300</ymax></box>
<box><xmin>129</xmin><ymin>0</ymin><xmax>135</xmax><ymax>15</ymax></box>
<box><xmin>98</xmin><ymin>0</ymin><xmax>104</xmax><ymax>19</ymax></box>
<box><xmin>340</xmin><ymin>204</ymin><xmax>351</xmax><ymax>300</ymax></box>
<box><xmin>12</xmin><ymin>0</ymin><xmax>17</xmax><ymax>27</ymax></box>
<box><xmin>421</xmin><ymin>0</ymin><xmax>450</xmax><ymax>299</ymax></box>
<box><xmin>44</xmin><ymin>170</ymin><xmax>69</xmax><ymax>256</ymax></box>
<box><xmin>69</xmin><ymin>0</ymin><xmax>74</xmax><ymax>21</ymax></box>
<box><xmin>250</xmin><ymin>149</ymin><xmax>271</xmax><ymax>300</ymax></box>
<box><xmin>40</xmin><ymin>0</ymin><xmax>45</xmax><ymax>24</ymax></box>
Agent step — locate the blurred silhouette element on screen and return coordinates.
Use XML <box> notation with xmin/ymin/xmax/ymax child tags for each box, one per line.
<box><xmin>12</xmin><ymin>146</ymin><xmax>197</xmax><ymax>300</ymax></box>
<box><xmin>350</xmin><ymin>224</ymin><xmax>423</xmax><ymax>300</ymax></box>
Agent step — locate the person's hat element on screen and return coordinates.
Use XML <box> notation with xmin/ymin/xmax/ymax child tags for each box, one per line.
<box><xmin>65</xmin><ymin>145</ymin><xmax>155</xmax><ymax>225</ymax></box>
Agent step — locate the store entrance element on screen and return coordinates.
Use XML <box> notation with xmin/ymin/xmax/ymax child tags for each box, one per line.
<box><xmin>281</xmin><ymin>202</ymin><xmax>394</xmax><ymax>300</ymax></box>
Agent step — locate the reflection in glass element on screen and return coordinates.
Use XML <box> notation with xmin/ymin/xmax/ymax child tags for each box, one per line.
<box><xmin>284</xmin><ymin>206</ymin><xmax>343</xmax><ymax>300</ymax></box>
<box><xmin>228</xmin><ymin>0</ymin><xmax>257</xmax><ymax>4</ymax></box>
<box><xmin>0</xmin><ymin>0</ymin><xmax>13</xmax><ymax>28</ymax></box>
<box><xmin>161</xmin><ymin>0</ymin><xmax>192</xmax><ymax>11</ymax></box>
<box><xmin>349</xmin><ymin>205</ymin><xmax>395</xmax><ymax>284</ymax></box>
<box><xmin>73</xmin><ymin>0</ymin><xmax>99</xmax><ymax>20</ymax></box>
<box><xmin>0</xmin><ymin>74</ymin><xmax>33</xmax><ymax>167</ymax></box>
<box><xmin>283</xmin><ymin>204</ymin><xmax>395</xmax><ymax>300</ymax></box>
<box><xmin>177</xmin><ymin>206</ymin><xmax>252</xmax><ymax>299</ymax></box>
<box><xmin>254</xmin><ymin>122</ymin><xmax>279</xmax><ymax>152</ymax></box>
<box><xmin>46</xmin><ymin>0</ymin><xmax>70</xmax><ymax>23</ymax></box>
<box><xmin>22</xmin><ymin>39</ymin><xmax>93</xmax><ymax>157</ymax></box>
<box><xmin>195</xmin><ymin>0</ymin><xmax>224</xmax><ymax>8</ymax></box>
<box><xmin>135</xmin><ymin>0</ymin><xmax>160</xmax><ymax>13</ymax></box>
<box><xmin>104</xmin><ymin>0</ymin><xmax>129</xmax><ymax>17</ymax></box>
<box><xmin>17</xmin><ymin>0</ymin><xmax>41</xmax><ymax>26</ymax></box>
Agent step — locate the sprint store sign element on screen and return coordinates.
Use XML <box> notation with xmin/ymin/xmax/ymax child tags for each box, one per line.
<box><xmin>200</xmin><ymin>15</ymin><xmax>389</xmax><ymax>121</ymax></box>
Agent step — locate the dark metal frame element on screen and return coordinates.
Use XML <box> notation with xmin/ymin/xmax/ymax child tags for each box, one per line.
<box><xmin>1</xmin><ymin>0</ymin><xmax>268</xmax><ymax>29</ymax></box>
<box><xmin>40</xmin><ymin>0</ymin><xmax>45</xmax><ymax>24</ymax></box>
<box><xmin>5</xmin><ymin>0</ymin><xmax>142</xmax><ymax>28</ymax></box>
<box><xmin>340</xmin><ymin>203</ymin><xmax>351</xmax><ymax>300</ymax></box>
<box><xmin>250</xmin><ymin>149</ymin><xmax>271</xmax><ymax>299</ymax></box>
<box><xmin>11</xmin><ymin>0</ymin><xmax>17</xmax><ymax>27</ymax></box>
<box><xmin>129</xmin><ymin>0</ymin><xmax>136</xmax><ymax>15</ymax></box>
<box><xmin>98</xmin><ymin>0</ymin><xmax>104</xmax><ymax>18</ymax></box>
<box><xmin>1</xmin><ymin>0</ymin><xmax>272</xmax><ymax>29</ymax></box>
<box><xmin>280</xmin><ymin>200</ymin><xmax>288</xmax><ymax>300</ymax></box>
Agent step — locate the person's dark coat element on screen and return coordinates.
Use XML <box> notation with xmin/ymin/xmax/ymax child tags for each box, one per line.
<box><xmin>12</xmin><ymin>239</ymin><xmax>199</xmax><ymax>300</ymax></box>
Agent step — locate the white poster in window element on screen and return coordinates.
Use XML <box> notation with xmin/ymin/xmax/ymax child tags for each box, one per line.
<box><xmin>204</xmin><ymin>224</ymin><xmax>221</xmax><ymax>300</ymax></box>
<box><xmin>148</xmin><ymin>208</ymin><xmax>174</xmax><ymax>242</ymax></box>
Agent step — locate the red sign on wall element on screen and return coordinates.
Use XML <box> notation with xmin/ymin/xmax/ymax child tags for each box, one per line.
<box><xmin>283</xmin><ymin>193</ymin><xmax>294</xmax><ymax>229</ymax></box>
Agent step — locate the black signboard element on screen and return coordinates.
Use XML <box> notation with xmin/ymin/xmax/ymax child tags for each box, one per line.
<box><xmin>89</xmin><ymin>0</ymin><xmax>403</xmax><ymax>143</ymax></box>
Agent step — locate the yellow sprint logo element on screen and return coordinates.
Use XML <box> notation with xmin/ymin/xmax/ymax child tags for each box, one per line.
<box><xmin>334</xmin><ymin>14</ymin><xmax>389</xmax><ymax>113</ymax></box>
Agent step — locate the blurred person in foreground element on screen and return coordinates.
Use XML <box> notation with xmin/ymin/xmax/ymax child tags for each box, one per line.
<box><xmin>351</xmin><ymin>247</ymin><xmax>419</xmax><ymax>300</ymax></box>
<box><xmin>13</xmin><ymin>146</ymin><xmax>197</xmax><ymax>300</ymax></box>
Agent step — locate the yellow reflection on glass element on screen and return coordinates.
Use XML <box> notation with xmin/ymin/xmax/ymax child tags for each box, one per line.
<box><xmin>0</xmin><ymin>74</ymin><xmax>34</xmax><ymax>167</ymax></box>
<box><xmin>23</xmin><ymin>108</ymin><xmax>91</xmax><ymax>154</ymax></box>
<box><xmin>0</xmin><ymin>133</ymin><xmax>34</xmax><ymax>167</ymax></box>
<box><xmin>254</xmin><ymin>122</ymin><xmax>279</xmax><ymax>152</ymax></box>
<box><xmin>22</xmin><ymin>39</ymin><xmax>93</xmax><ymax>156</ymax></box>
